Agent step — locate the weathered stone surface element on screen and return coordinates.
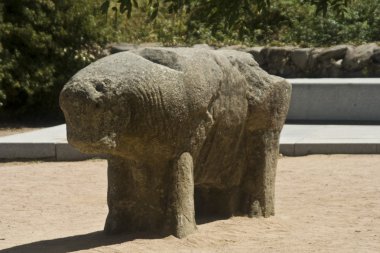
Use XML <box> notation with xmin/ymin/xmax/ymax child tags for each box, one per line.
<box><xmin>60</xmin><ymin>47</ymin><xmax>291</xmax><ymax>238</ymax></box>
<box><xmin>260</xmin><ymin>47</ymin><xmax>296</xmax><ymax>76</ymax></box>
<box><xmin>317</xmin><ymin>45</ymin><xmax>349</xmax><ymax>61</ymax></box>
<box><xmin>244</xmin><ymin>47</ymin><xmax>265</xmax><ymax>66</ymax></box>
<box><xmin>342</xmin><ymin>43</ymin><xmax>378</xmax><ymax>71</ymax></box>
<box><xmin>307</xmin><ymin>48</ymin><xmax>323</xmax><ymax>68</ymax></box>
<box><xmin>192</xmin><ymin>43</ymin><xmax>214</xmax><ymax>50</ymax></box>
<box><xmin>290</xmin><ymin>48</ymin><xmax>312</xmax><ymax>71</ymax></box>
<box><xmin>107</xmin><ymin>43</ymin><xmax>380</xmax><ymax>77</ymax></box>
<box><xmin>372</xmin><ymin>47</ymin><xmax>380</xmax><ymax>63</ymax></box>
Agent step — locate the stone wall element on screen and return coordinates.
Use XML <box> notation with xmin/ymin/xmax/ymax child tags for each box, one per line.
<box><xmin>221</xmin><ymin>44</ymin><xmax>380</xmax><ymax>78</ymax></box>
<box><xmin>109</xmin><ymin>43</ymin><xmax>380</xmax><ymax>78</ymax></box>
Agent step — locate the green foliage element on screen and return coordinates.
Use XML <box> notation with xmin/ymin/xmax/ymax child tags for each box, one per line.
<box><xmin>282</xmin><ymin>0</ymin><xmax>380</xmax><ymax>46</ymax></box>
<box><xmin>101</xmin><ymin>0</ymin><xmax>159</xmax><ymax>25</ymax></box>
<box><xmin>186</xmin><ymin>0</ymin><xmax>290</xmax><ymax>45</ymax></box>
<box><xmin>303</xmin><ymin>0</ymin><xmax>352</xmax><ymax>16</ymax></box>
<box><xmin>101</xmin><ymin>0</ymin><xmax>373</xmax><ymax>47</ymax></box>
<box><xmin>99</xmin><ymin>0</ymin><xmax>191</xmax><ymax>45</ymax></box>
<box><xmin>0</xmin><ymin>0</ymin><xmax>110</xmax><ymax>120</ymax></box>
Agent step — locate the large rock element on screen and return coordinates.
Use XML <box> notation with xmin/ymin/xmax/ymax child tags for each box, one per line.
<box><xmin>290</xmin><ymin>48</ymin><xmax>312</xmax><ymax>71</ymax></box>
<box><xmin>192</xmin><ymin>43</ymin><xmax>214</xmax><ymax>50</ymax></box>
<box><xmin>317</xmin><ymin>45</ymin><xmax>349</xmax><ymax>61</ymax></box>
<box><xmin>244</xmin><ymin>47</ymin><xmax>265</xmax><ymax>66</ymax></box>
<box><xmin>342</xmin><ymin>43</ymin><xmax>378</xmax><ymax>71</ymax></box>
<box><xmin>372</xmin><ymin>47</ymin><xmax>380</xmax><ymax>63</ymax></box>
<box><xmin>60</xmin><ymin>47</ymin><xmax>291</xmax><ymax>238</ymax></box>
<box><xmin>260</xmin><ymin>47</ymin><xmax>296</xmax><ymax>77</ymax></box>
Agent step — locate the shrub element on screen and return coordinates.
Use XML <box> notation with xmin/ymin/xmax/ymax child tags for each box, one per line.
<box><xmin>0</xmin><ymin>0</ymin><xmax>111</xmax><ymax>120</ymax></box>
<box><xmin>281</xmin><ymin>0</ymin><xmax>380</xmax><ymax>46</ymax></box>
<box><xmin>184</xmin><ymin>0</ymin><xmax>380</xmax><ymax>47</ymax></box>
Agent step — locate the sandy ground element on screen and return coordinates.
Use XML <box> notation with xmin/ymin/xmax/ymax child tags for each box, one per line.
<box><xmin>0</xmin><ymin>155</ymin><xmax>379</xmax><ymax>253</ymax></box>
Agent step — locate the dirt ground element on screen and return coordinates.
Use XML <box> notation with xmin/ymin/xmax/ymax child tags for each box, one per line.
<box><xmin>0</xmin><ymin>155</ymin><xmax>379</xmax><ymax>253</ymax></box>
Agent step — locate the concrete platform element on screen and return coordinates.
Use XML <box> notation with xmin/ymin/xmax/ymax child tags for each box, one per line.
<box><xmin>287</xmin><ymin>78</ymin><xmax>380</xmax><ymax>122</ymax></box>
<box><xmin>0</xmin><ymin>125</ymin><xmax>95</xmax><ymax>161</ymax></box>
<box><xmin>281</xmin><ymin>124</ymin><xmax>380</xmax><ymax>156</ymax></box>
<box><xmin>0</xmin><ymin>124</ymin><xmax>380</xmax><ymax>160</ymax></box>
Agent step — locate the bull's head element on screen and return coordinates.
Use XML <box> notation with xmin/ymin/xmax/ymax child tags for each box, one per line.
<box><xmin>60</xmin><ymin>74</ymin><xmax>131</xmax><ymax>155</ymax></box>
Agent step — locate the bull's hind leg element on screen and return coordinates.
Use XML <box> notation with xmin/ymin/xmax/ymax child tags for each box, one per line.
<box><xmin>167</xmin><ymin>152</ymin><xmax>197</xmax><ymax>238</ymax></box>
<box><xmin>242</xmin><ymin>130</ymin><xmax>281</xmax><ymax>217</ymax></box>
<box><xmin>242</xmin><ymin>78</ymin><xmax>291</xmax><ymax>217</ymax></box>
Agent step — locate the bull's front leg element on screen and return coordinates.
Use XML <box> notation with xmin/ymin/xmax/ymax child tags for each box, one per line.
<box><xmin>105</xmin><ymin>154</ymin><xmax>196</xmax><ymax>238</ymax></box>
<box><xmin>166</xmin><ymin>152</ymin><xmax>197</xmax><ymax>238</ymax></box>
<box><xmin>242</xmin><ymin>129</ymin><xmax>281</xmax><ymax>217</ymax></box>
<box><xmin>104</xmin><ymin>157</ymin><xmax>168</xmax><ymax>235</ymax></box>
<box><xmin>104</xmin><ymin>157</ymin><xmax>131</xmax><ymax>234</ymax></box>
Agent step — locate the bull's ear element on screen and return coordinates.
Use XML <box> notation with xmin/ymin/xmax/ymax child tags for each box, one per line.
<box><xmin>136</xmin><ymin>48</ymin><xmax>182</xmax><ymax>71</ymax></box>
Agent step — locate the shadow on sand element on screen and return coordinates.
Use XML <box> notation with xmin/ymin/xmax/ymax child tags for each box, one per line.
<box><xmin>0</xmin><ymin>231</ymin><xmax>162</xmax><ymax>253</ymax></box>
<box><xmin>0</xmin><ymin>217</ymin><xmax>227</xmax><ymax>252</ymax></box>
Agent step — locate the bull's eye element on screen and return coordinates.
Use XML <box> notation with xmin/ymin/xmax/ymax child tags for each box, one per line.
<box><xmin>95</xmin><ymin>82</ymin><xmax>106</xmax><ymax>93</ymax></box>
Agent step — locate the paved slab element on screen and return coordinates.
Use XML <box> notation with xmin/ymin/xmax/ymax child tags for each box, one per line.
<box><xmin>0</xmin><ymin>125</ymin><xmax>95</xmax><ymax>160</ymax></box>
<box><xmin>287</xmin><ymin>78</ymin><xmax>380</xmax><ymax>122</ymax></box>
<box><xmin>281</xmin><ymin>124</ymin><xmax>380</xmax><ymax>156</ymax></box>
<box><xmin>0</xmin><ymin>124</ymin><xmax>380</xmax><ymax>160</ymax></box>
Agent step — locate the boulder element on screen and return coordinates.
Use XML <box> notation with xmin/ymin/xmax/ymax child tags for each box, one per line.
<box><xmin>371</xmin><ymin>47</ymin><xmax>380</xmax><ymax>63</ymax></box>
<box><xmin>317</xmin><ymin>45</ymin><xmax>349</xmax><ymax>61</ymax></box>
<box><xmin>244</xmin><ymin>47</ymin><xmax>265</xmax><ymax>66</ymax></box>
<box><xmin>342</xmin><ymin>43</ymin><xmax>378</xmax><ymax>71</ymax></box>
<box><xmin>318</xmin><ymin>59</ymin><xmax>343</xmax><ymax>77</ymax></box>
<box><xmin>192</xmin><ymin>43</ymin><xmax>214</xmax><ymax>50</ymax></box>
<box><xmin>290</xmin><ymin>48</ymin><xmax>312</xmax><ymax>71</ymax></box>
<box><xmin>260</xmin><ymin>47</ymin><xmax>295</xmax><ymax>77</ymax></box>
<box><xmin>60</xmin><ymin>48</ymin><xmax>291</xmax><ymax>238</ymax></box>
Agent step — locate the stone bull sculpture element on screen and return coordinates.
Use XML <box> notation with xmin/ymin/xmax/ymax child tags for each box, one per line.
<box><xmin>60</xmin><ymin>47</ymin><xmax>291</xmax><ymax>238</ymax></box>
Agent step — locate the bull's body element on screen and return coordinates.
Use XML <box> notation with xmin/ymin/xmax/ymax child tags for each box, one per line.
<box><xmin>60</xmin><ymin>47</ymin><xmax>291</xmax><ymax>238</ymax></box>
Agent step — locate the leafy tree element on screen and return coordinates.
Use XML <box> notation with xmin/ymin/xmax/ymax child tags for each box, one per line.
<box><xmin>283</xmin><ymin>0</ymin><xmax>380</xmax><ymax>46</ymax></box>
<box><xmin>99</xmin><ymin>0</ymin><xmax>354</xmax><ymax>46</ymax></box>
<box><xmin>303</xmin><ymin>0</ymin><xmax>352</xmax><ymax>16</ymax></box>
<box><xmin>0</xmin><ymin>0</ymin><xmax>110</xmax><ymax>120</ymax></box>
<box><xmin>101</xmin><ymin>0</ymin><xmax>352</xmax><ymax>23</ymax></box>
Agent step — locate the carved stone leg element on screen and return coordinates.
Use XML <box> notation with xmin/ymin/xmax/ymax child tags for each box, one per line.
<box><xmin>104</xmin><ymin>157</ymin><xmax>129</xmax><ymax>234</ymax></box>
<box><xmin>104</xmin><ymin>156</ymin><xmax>167</xmax><ymax>234</ymax></box>
<box><xmin>168</xmin><ymin>152</ymin><xmax>197</xmax><ymax>238</ymax></box>
<box><xmin>242</xmin><ymin>130</ymin><xmax>281</xmax><ymax>217</ymax></box>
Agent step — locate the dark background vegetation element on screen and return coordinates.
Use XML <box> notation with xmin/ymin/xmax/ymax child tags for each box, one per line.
<box><xmin>0</xmin><ymin>0</ymin><xmax>379</xmax><ymax>123</ymax></box>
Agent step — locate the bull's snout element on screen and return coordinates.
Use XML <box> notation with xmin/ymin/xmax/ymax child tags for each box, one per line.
<box><xmin>60</xmin><ymin>80</ymin><xmax>99</xmax><ymax>112</ymax></box>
